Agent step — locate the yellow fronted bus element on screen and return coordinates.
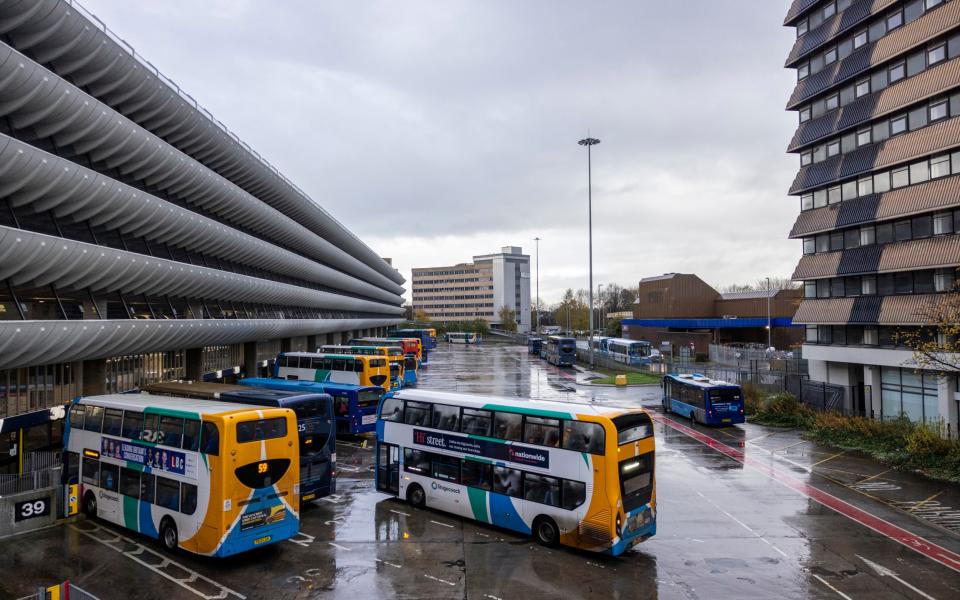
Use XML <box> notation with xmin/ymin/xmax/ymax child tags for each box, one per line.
<box><xmin>63</xmin><ymin>394</ymin><xmax>300</xmax><ymax>557</ymax></box>
<box><xmin>375</xmin><ymin>389</ymin><xmax>656</xmax><ymax>555</ymax></box>
<box><xmin>275</xmin><ymin>351</ymin><xmax>391</xmax><ymax>392</ymax></box>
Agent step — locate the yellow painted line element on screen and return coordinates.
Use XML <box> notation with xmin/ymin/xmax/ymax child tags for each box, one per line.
<box><xmin>855</xmin><ymin>468</ymin><xmax>891</xmax><ymax>484</ymax></box>
<box><xmin>811</xmin><ymin>451</ymin><xmax>846</xmax><ymax>467</ymax></box>
<box><xmin>908</xmin><ymin>491</ymin><xmax>943</xmax><ymax>513</ymax></box>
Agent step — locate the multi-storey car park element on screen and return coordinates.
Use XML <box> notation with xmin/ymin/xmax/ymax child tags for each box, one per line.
<box><xmin>0</xmin><ymin>0</ymin><xmax>405</xmax><ymax>473</ymax></box>
<box><xmin>784</xmin><ymin>0</ymin><xmax>960</xmax><ymax>433</ymax></box>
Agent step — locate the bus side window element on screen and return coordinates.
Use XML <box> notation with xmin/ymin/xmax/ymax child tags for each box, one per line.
<box><xmin>461</xmin><ymin>408</ymin><xmax>492</xmax><ymax>436</ymax></box>
<box><xmin>524</xmin><ymin>416</ymin><xmax>560</xmax><ymax>447</ymax></box>
<box><xmin>493</xmin><ymin>412</ymin><xmax>522</xmax><ymax>442</ymax></box>
<box><xmin>141</xmin><ymin>414</ymin><xmax>160</xmax><ymax>443</ymax></box>
<box><xmin>563</xmin><ymin>421</ymin><xmax>605</xmax><ymax>454</ymax></box>
<box><xmin>201</xmin><ymin>422</ymin><xmax>220</xmax><ymax>455</ymax></box>
<box><xmin>461</xmin><ymin>460</ymin><xmax>492</xmax><ymax>491</ymax></box>
<box><xmin>493</xmin><ymin>466</ymin><xmax>522</xmax><ymax>497</ymax></box>
<box><xmin>81</xmin><ymin>457</ymin><xmax>99</xmax><ymax>485</ymax></box>
<box><xmin>524</xmin><ymin>473</ymin><xmax>560</xmax><ymax>507</ymax></box>
<box><xmin>380</xmin><ymin>397</ymin><xmax>403</xmax><ymax>421</ymax></box>
<box><xmin>432</xmin><ymin>404</ymin><xmax>460</xmax><ymax>432</ymax></box>
<box><xmin>102</xmin><ymin>409</ymin><xmax>123</xmax><ymax>436</ymax></box>
<box><xmin>120</xmin><ymin>467</ymin><xmax>140</xmax><ymax>497</ymax></box>
<box><xmin>404</xmin><ymin>401</ymin><xmax>431</xmax><ymax>427</ymax></box>
<box><xmin>181</xmin><ymin>483</ymin><xmax>198</xmax><ymax>515</ymax></box>
<box><xmin>122</xmin><ymin>411</ymin><xmax>143</xmax><ymax>440</ymax></box>
<box><xmin>140</xmin><ymin>472</ymin><xmax>155</xmax><ymax>504</ymax></box>
<box><xmin>99</xmin><ymin>463</ymin><xmax>119</xmax><ymax>492</ymax></box>
<box><xmin>156</xmin><ymin>476</ymin><xmax>180</xmax><ymax>511</ymax></box>
<box><xmin>354</xmin><ymin>360</ymin><xmax>363</xmax><ymax>373</ymax></box>
<box><xmin>561</xmin><ymin>480</ymin><xmax>586</xmax><ymax>510</ymax></box>
<box><xmin>69</xmin><ymin>405</ymin><xmax>85</xmax><ymax>430</ymax></box>
<box><xmin>182</xmin><ymin>420</ymin><xmax>201</xmax><ymax>451</ymax></box>
<box><xmin>65</xmin><ymin>451</ymin><xmax>80</xmax><ymax>484</ymax></box>
<box><xmin>159</xmin><ymin>416</ymin><xmax>184</xmax><ymax>448</ymax></box>
<box><xmin>83</xmin><ymin>405</ymin><xmax>104</xmax><ymax>432</ymax></box>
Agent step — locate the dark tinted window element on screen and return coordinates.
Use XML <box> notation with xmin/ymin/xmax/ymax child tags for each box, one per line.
<box><xmin>140</xmin><ymin>472</ymin><xmax>155</xmax><ymax>504</ymax></box>
<box><xmin>461</xmin><ymin>460</ymin><xmax>492</xmax><ymax>491</ymax></box>
<box><xmin>120</xmin><ymin>467</ymin><xmax>140</xmax><ymax>498</ymax></box>
<box><xmin>159</xmin><ymin>416</ymin><xmax>184</xmax><ymax>448</ymax></box>
<box><xmin>101</xmin><ymin>409</ymin><xmax>123</xmax><ymax>436</ymax></box>
<box><xmin>181</xmin><ymin>483</ymin><xmax>198</xmax><ymax>515</ymax></box>
<box><xmin>561</xmin><ymin>480</ymin><xmax>587</xmax><ymax>510</ymax></box>
<box><xmin>493</xmin><ymin>466</ymin><xmax>522</xmax><ymax>497</ymax></box>
<box><xmin>182</xmin><ymin>420</ymin><xmax>201</xmax><ymax>452</ymax></box>
<box><xmin>201</xmin><ymin>422</ymin><xmax>220</xmax><ymax>455</ymax></box>
<box><xmin>460</xmin><ymin>408</ymin><xmax>492</xmax><ymax>436</ymax></box>
<box><xmin>613</xmin><ymin>413</ymin><xmax>653</xmax><ymax>445</ymax></box>
<box><xmin>155</xmin><ymin>477</ymin><xmax>180</xmax><ymax>511</ymax></box>
<box><xmin>524</xmin><ymin>473</ymin><xmax>560</xmax><ymax>507</ymax></box>
<box><xmin>237</xmin><ymin>417</ymin><xmax>287</xmax><ymax>443</ymax></box>
<box><xmin>493</xmin><ymin>412</ymin><xmax>523</xmax><ymax>441</ymax></box>
<box><xmin>99</xmin><ymin>463</ymin><xmax>119</xmax><ymax>492</ymax></box>
<box><xmin>83</xmin><ymin>406</ymin><xmax>104</xmax><ymax>432</ymax></box>
<box><xmin>404</xmin><ymin>401</ymin><xmax>431</xmax><ymax>427</ymax></box>
<box><xmin>122</xmin><ymin>411</ymin><xmax>143</xmax><ymax>440</ymax></box>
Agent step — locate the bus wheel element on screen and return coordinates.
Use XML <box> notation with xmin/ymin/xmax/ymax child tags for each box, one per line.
<box><xmin>533</xmin><ymin>516</ymin><xmax>560</xmax><ymax>548</ymax></box>
<box><xmin>407</xmin><ymin>484</ymin><xmax>426</xmax><ymax>508</ymax></box>
<box><xmin>160</xmin><ymin>518</ymin><xmax>179</xmax><ymax>552</ymax></box>
<box><xmin>82</xmin><ymin>491</ymin><xmax>97</xmax><ymax>518</ymax></box>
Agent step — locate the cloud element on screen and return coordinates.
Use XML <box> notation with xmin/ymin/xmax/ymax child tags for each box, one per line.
<box><xmin>81</xmin><ymin>0</ymin><xmax>801</xmax><ymax>304</ymax></box>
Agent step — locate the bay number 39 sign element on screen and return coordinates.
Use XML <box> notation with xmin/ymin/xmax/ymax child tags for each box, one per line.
<box><xmin>14</xmin><ymin>497</ymin><xmax>50</xmax><ymax>522</ymax></box>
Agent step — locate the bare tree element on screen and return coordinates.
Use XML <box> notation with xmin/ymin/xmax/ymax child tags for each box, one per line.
<box><xmin>898</xmin><ymin>294</ymin><xmax>960</xmax><ymax>372</ymax></box>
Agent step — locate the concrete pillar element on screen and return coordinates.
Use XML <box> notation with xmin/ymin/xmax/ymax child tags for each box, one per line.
<box><xmin>280</xmin><ymin>338</ymin><xmax>292</xmax><ymax>353</ymax></box>
<box><xmin>243</xmin><ymin>342</ymin><xmax>258</xmax><ymax>378</ymax></box>
<box><xmin>306</xmin><ymin>335</ymin><xmax>317</xmax><ymax>353</ymax></box>
<box><xmin>81</xmin><ymin>359</ymin><xmax>106</xmax><ymax>397</ymax></box>
<box><xmin>938</xmin><ymin>374</ymin><xmax>958</xmax><ymax>438</ymax></box>
<box><xmin>864</xmin><ymin>365</ymin><xmax>883</xmax><ymax>420</ymax></box>
<box><xmin>326</xmin><ymin>333</ymin><xmax>335</xmax><ymax>345</ymax></box>
<box><xmin>185</xmin><ymin>347</ymin><xmax>203</xmax><ymax>381</ymax></box>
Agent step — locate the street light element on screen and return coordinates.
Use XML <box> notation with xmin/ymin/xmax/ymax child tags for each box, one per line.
<box><xmin>598</xmin><ymin>283</ymin><xmax>603</xmax><ymax>337</ymax></box>
<box><xmin>766</xmin><ymin>276</ymin><xmax>772</xmax><ymax>350</ymax></box>
<box><xmin>578</xmin><ymin>136</ymin><xmax>600</xmax><ymax>368</ymax></box>
<box><xmin>534</xmin><ymin>237</ymin><xmax>541</xmax><ymax>334</ymax></box>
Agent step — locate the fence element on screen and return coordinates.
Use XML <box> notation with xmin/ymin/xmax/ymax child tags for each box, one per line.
<box><xmin>22</xmin><ymin>451</ymin><xmax>62</xmax><ymax>473</ymax></box>
<box><xmin>16</xmin><ymin>582</ymin><xmax>101</xmax><ymax>600</ymax></box>
<box><xmin>0</xmin><ymin>467</ymin><xmax>59</xmax><ymax>497</ymax></box>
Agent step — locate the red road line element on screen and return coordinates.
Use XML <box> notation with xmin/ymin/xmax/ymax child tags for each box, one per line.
<box><xmin>652</xmin><ymin>413</ymin><xmax>960</xmax><ymax>574</ymax></box>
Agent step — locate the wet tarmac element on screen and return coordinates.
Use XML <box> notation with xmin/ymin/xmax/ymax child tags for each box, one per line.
<box><xmin>1</xmin><ymin>343</ymin><xmax>959</xmax><ymax>599</ymax></box>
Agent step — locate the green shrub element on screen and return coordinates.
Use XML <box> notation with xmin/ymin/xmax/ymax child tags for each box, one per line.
<box><xmin>748</xmin><ymin>392</ymin><xmax>815</xmax><ymax>428</ymax></box>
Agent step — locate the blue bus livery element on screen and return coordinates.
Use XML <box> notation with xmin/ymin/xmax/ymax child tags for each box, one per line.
<box><xmin>392</xmin><ymin>328</ymin><xmax>438</xmax><ymax>350</ymax></box>
<box><xmin>240</xmin><ymin>378</ymin><xmax>384</xmax><ymax>434</ymax></box>
<box><xmin>528</xmin><ymin>337</ymin><xmax>543</xmax><ymax>355</ymax></box>
<box><xmin>661</xmin><ymin>374</ymin><xmax>745</xmax><ymax>426</ymax></box>
<box><xmin>545</xmin><ymin>336</ymin><xmax>577</xmax><ymax>367</ymax></box>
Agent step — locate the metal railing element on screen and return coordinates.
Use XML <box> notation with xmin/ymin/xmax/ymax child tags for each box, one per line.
<box><xmin>21</xmin><ymin>451</ymin><xmax>62</xmax><ymax>474</ymax></box>
<box><xmin>16</xmin><ymin>582</ymin><xmax>101</xmax><ymax>600</ymax></box>
<box><xmin>0</xmin><ymin>466</ymin><xmax>60</xmax><ymax>497</ymax></box>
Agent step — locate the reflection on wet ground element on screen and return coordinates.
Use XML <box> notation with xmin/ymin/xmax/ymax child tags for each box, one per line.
<box><xmin>0</xmin><ymin>343</ymin><xmax>958</xmax><ymax>599</ymax></box>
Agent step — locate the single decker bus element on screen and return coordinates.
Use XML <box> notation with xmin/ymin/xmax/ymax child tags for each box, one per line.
<box><xmin>605</xmin><ymin>338</ymin><xmax>654</xmax><ymax>366</ymax></box>
<box><xmin>446</xmin><ymin>332</ymin><xmax>480</xmax><ymax>344</ymax></box>
<box><xmin>661</xmin><ymin>373</ymin><xmax>745</xmax><ymax>426</ymax></box>
<box><xmin>63</xmin><ymin>394</ymin><xmax>300</xmax><ymax>556</ymax></box>
<box><xmin>142</xmin><ymin>381</ymin><xmax>336</xmax><ymax>503</ymax></box>
<box><xmin>375</xmin><ymin>389</ymin><xmax>656</xmax><ymax>555</ymax></box>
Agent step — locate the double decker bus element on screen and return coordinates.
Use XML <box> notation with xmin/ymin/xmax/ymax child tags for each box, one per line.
<box><xmin>375</xmin><ymin>390</ymin><xmax>656</xmax><ymax>555</ymax></box>
<box><xmin>528</xmin><ymin>337</ymin><xmax>543</xmax><ymax>355</ymax></box>
<box><xmin>545</xmin><ymin>336</ymin><xmax>577</xmax><ymax>367</ymax></box>
<box><xmin>240</xmin><ymin>378</ymin><xmax>383</xmax><ymax>435</ymax></box>
<box><xmin>393</xmin><ymin>328</ymin><xmax>438</xmax><ymax>350</ymax></box>
<box><xmin>662</xmin><ymin>374</ymin><xmax>745</xmax><ymax>426</ymax></box>
<box><xmin>352</xmin><ymin>337</ymin><xmax>424</xmax><ymax>368</ymax></box>
<box><xmin>319</xmin><ymin>344</ymin><xmax>406</xmax><ymax>390</ymax></box>
<box><xmin>275</xmin><ymin>352</ymin><xmax>390</xmax><ymax>392</ymax></box>
<box><xmin>605</xmin><ymin>339</ymin><xmax>654</xmax><ymax>366</ymax></box>
<box><xmin>142</xmin><ymin>382</ymin><xmax>336</xmax><ymax>503</ymax></box>
<box><xmin>446</xmin><ymin>332</ymin><xmax>480</xmax><ymax>344</ymax></box>
<box><xmin>63</xmin><ymin>394</ymin><xmax>299</xmax><ymax>556</ymax></box>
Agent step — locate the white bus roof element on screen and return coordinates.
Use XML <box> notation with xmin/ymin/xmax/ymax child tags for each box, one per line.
<box><xmin>392</xmin><ymin>389</ymin><xmax>637</xmax><ymax>419</ymax></box>
<box><xmin>668</xmin><ymin>374</ymin><xmax>736</xmax><ymax>388</ymax></box>
<box><xmin>77</xmin><ymin>393</ymin><xmax>267</xmax><ymax>416</ymax></box>
<box><xmin>605</xmin><ymin>338</ymin><xmax>650</xmax><ymax>346</ymax></box>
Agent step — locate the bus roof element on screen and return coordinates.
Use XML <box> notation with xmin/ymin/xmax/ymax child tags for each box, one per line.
<box><xmin>239</xmin><ymin>378</ymin><xmax>382</xmax><ymax>394</ymax></box>
<box><xmin>547</xmin><ymin>336</ymin><xmax>576</xmax><ymax>342</ymax></box>
<box><xmin>391</xmin><ymin>389</ymin><xmax>638</xmax><ymax>420</ymax></box>
<box><xmin>665</xmin><ymin>373</ymin><xmax>737</xmax><ymax>388</ymax></box>
<box><xmin>281</xmin><ymin>351</ymin><xmax>376</xmax><ymax>360</ymax></box>
<box><xmin>606</xmin><ymin>338</ymin><xmax>651</xmax><ymax>346</ymax></box>
<box><xmin>77</xmin><ymin>393</ymin><xmax>267</xmax><ymax>416</ymax></box>
<box><xmin>142</xmin><ymin>381</ymin><xmax>248</xmax><ymax>397</ymax></box>
<box><xmin>218</xmin><ymin>389</ymin><xmax>331</xmax><ymax>403</ymax></box>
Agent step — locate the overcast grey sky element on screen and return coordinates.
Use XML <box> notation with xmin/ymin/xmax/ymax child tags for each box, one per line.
<box><xmin>82</xmin><ymin>0</ymin><xmax>799</xmax><ymax>305</ymax></box>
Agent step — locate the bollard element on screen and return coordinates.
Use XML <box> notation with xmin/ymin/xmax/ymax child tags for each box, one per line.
<box><xmin>615</xmin><ymin>374</ymin><xmax>627</xmax><ymax>386</ymax></box>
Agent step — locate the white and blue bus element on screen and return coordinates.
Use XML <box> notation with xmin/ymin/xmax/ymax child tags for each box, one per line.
<box><xmin>446</xmin><ymin>332</ymin><xmax>480</xmax><ymax>344</ymax></box>
<box><xmin>661</xmin><ymin>374</ymin><xmax>745</xmax><ymax>426</ymax></box>
<box><xmin>605</xmin><ymin>338</ymin><xmax>653</xmax><ymax>366</ymax></box>
<box><xmin>375</xmin><ymin>389</ymin><xmax>656</xmax><ymax>555</ymax></box>
<box><xmin>240</xmin><ymin>377</ymin><xmax>384</xmax><ymax>435</ymax></box>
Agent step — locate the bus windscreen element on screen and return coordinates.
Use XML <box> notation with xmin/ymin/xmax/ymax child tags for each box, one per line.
<box><xmin>613</xmin><ymin>413</ymin><xmax>653</xmax><ymax>445</ymax></box>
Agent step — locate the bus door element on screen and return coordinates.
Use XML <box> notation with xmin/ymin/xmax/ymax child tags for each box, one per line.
<box><xmin>376</xmin><ymin>444</ymin><xmax>400</xmax><ymax>495</ymax></box>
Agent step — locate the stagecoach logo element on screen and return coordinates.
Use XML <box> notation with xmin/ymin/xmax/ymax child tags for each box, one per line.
<box><xmin>413</xmin><ymin>429</ymin><xmax>549</xmax><ymax>468</ymax></box>
<box><xmin>430</xmin><ymin>481</ymin><xmax>461</xmax><ymax>495</ymax></box>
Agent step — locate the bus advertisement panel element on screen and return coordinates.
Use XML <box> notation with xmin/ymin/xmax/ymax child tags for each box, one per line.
<box><xmin>375</xmin><ymin>389</ymin><xmax>656</xmax><ymax>555</ymax></box>
<box><xmin>662</xmin><ymin>374</ymin><xmax>745</xmax><ymax>426</ymax></box>
<box><xmin>63</xmin><ymin>394</ymin><xmax>300</xmax><ymax>557</ymax></box>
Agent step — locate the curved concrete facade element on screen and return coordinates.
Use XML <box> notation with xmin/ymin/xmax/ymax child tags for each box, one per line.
<box><xmin>0</xmin><ymin>1</ymin><xmax>404</xmax><ymax>381</ymax></box>
<box><xmin>0</xmin><ymin>0</ymin><xmax>404</xmax><ymax>285</ymax></box>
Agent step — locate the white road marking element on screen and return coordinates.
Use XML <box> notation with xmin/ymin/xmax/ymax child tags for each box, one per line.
<box><xmin>324</xmin><ymin>517</ymin><xmax>346</xmax><ymax>526</ymax></box>
<box><xmin>585</xmin><ymin>561</ymin><xmax>606</xmax><ymax>569</ymax></box>
<box><xmin>430</xmin><ymin>520</ymin><xmax>455</xmax><ymax>528</ymax></box>
<box><xmin>70</xmin><ymin>523</ymin><xmax>245</xmax><ymax>600</ymax></box>
<box><xmin>812</xmin><ymin>574</ymin><xmax>854</xmax><ymax>600</ymax></box>
<box><xmin>389</xmin><ymin>509</ymin><xmax>410</xmax><ymax>516</ymax></box>
<box><xmin>857</xmin><ymin>555</ymin><xmax>937</xmax><ymax>600</ymax></box>
<box><xmin>321</xmin><ymin>494</ymin><xmax>344</xmax><ymax>504</ymax></box>
<box><xmin>696</xmin><ymin>491</ymin><xmax>789</xmax><ymax>558</ymax></box>
<box><xmin>475</xmin><ymin>532</ymin><xmax>490</xmax><ymax>538</ymax></box>
<box><xmin>375</xmin><ymin>558</ymin><xmax>402</xmax><ymax>569</ymax></box>
<box><xmin>484</xmin><ymin>595</ymin><xmax>503</xmax><ymax>600</ymax></box>
<box><xmin>337</xmin><ymin>464</ymin><xmax>361</xmax><ymax>473</ymax></box>
<box><xmin>328</xmin><ymin>542</ymin><xmax>352</xmax><ymax>551</ymax></box>
<box><xmin>287</xmin><ymin>532</ymin><xmax>315</xmax><ymax>548</ymax></box>
<box><xmin>424</xmin><ymin>574</ymin><xmax>456</xmax><ymax>586</ymax></box>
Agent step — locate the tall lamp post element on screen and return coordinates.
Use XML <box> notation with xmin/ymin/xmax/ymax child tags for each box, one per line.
<box><xmin>578</xmin><ymin>136</ymin><xmax>600</xmax><ymax>368</ymax></box>
<box><xmin>766</xmin><ymin>276</ymin><xmax>772</xmax><ymax>350</ymax></box>
<box><xmin>534</xmin><ymin>237</ymin><xmax>541</xmax><ymax>334</ymax></box>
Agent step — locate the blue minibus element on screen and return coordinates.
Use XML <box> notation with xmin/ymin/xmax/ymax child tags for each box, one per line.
<box><xmin>661</xmin><ymin>374</ymin><xmax>745</xmax><ymax>426</ymax></box>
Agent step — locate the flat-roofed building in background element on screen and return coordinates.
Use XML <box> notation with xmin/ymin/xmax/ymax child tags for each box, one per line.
<box><xmin>784</xmin><ymin>0</ymin><xmax>960</xmax><ymax>433</ymax></box>
<box><xmin>622</xmin><ymin>273</ymin><xmax>803</xmax><ymax>356</ymax></box>
<box><xmin>0</xmin><ymin>0</ymin><xmax>404</xmax><ymax>473</ymax></box>
<box><xmin>412</xmin><ymin>246</ymin><xmax>530</xmax><ymax>331</ymax></box>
